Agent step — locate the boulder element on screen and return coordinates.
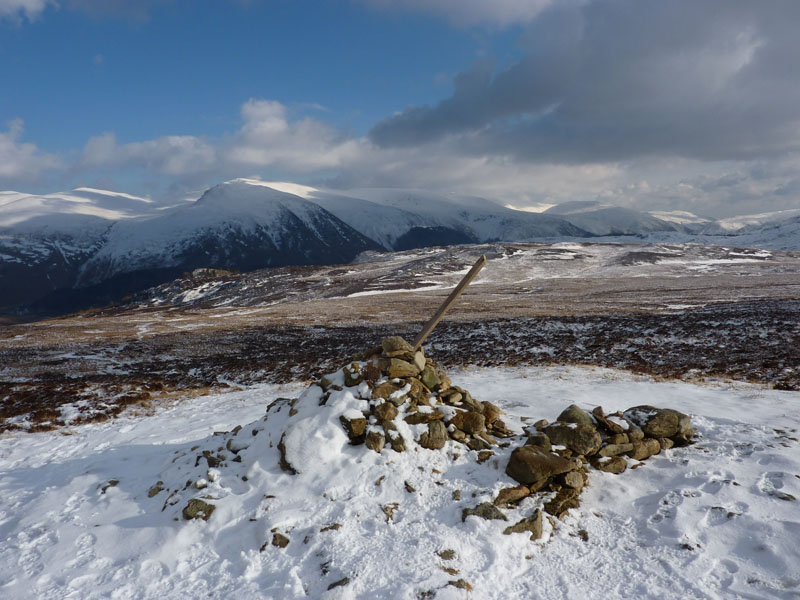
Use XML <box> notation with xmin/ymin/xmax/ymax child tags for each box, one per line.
<box><xmin>387</xmin><ymin>359</ymin><xmax>420</xmax><ymax>379</ymax></box>
<box><xmin>420</xmin><ymin>366</ymin><xmax>441</xmax><ymax>391</ymax></box>
<box><xmin>420</xmin><ymin>421</ymin><xmax>449</xmax><ymax>450</ymax></box>
<box><xmin>598</xmin><ymin>443</ymin><xmax>634</xmax><ymax>457</ymax></box>
<box><xmin>449</xmin><ymin>411</ymin><xmax>486</xmax><ymax>435</ymax></box>
<box><xmin>183</xmin><ymin>498</ymin><xmax>216</xmax><ymax>521</ymax></box>
<box><xmin>524</xmin><ymin>432</ymin><xmax>552</xmax><ymax>451</ymax></box>
<box><xmin>339</xmin><ymin>415</ymin><xmax>367</xmax><ymax>442</ymax></box>
<box><xmin>542</xmin><ymin>423</ymin><xmax>603</xmax><ymax>456</ymax></box>
<box><xmin>592</xmin><ymin>406</ymin><xmax>625</xmax><ymax>434</ymax></box>
<box><xmin>623</xmin><ymin>406</ymin><xmax>692</xmax><ymax>439</ymax></box>
<box><xmin>591</xmin><ymin>455</ymin><xmax>627</xmax><ymax>474</ymax></box>
<box><xmin>505</xmin><ymin>446</ymin><xmax>577</xmax><ymax>487</ymax></box>
<box><xmin>373</xmin><ymin>402</ymin><xmax>398</xmax><ymax>421</ymax></box>
<box><xmin>627</xmin><ymin>438</ymin><xmax>661</xmax><ymax>460</ymax></box>
<box><xmin>381</xmin><ymin>336</ymin><xmax>413</xmax><ymax>354</ymax></box>
<box><xmin>557</xmin><ymin>404</ymin><xmax>595</xmax><ymax>427</ymax></box>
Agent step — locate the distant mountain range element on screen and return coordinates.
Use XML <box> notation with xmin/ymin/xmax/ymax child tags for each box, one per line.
<box><xmin>2</xmin><ymin>178</ymin><xmax>799</xmax><ymax>315</ymax></box>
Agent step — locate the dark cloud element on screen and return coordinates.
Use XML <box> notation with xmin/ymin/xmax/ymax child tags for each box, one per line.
<box><xmin>370</xmin><ymin>0</ymin><xmax>800</xmax><ymax>163</ymax></box>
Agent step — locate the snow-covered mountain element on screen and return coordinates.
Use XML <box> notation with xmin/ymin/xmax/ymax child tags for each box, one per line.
<box><xmin>307</xmin><ymin>188</ymin><xmax>590</xmax><ymax>250</ymax></box>
<box><xmin>2</xmin><ymin>178</ymin><xmax>799</xmax><ymax>315</ymax></box>
<box><xmin>545</xmin><ymin>201</ymin><xmax>681</xmax><ymax>236</ymax></box>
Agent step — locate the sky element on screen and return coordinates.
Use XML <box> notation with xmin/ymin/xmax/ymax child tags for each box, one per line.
<box><xmin>2</xmin><ymin>0</ymin><xmax>800</xmax><ymax>218</ymax></box>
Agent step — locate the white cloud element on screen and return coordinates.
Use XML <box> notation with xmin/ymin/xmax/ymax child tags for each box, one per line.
<box><xmin>0</xmin><ymin>119</ymin><xmax>61</xmax><ymax>181</ymax></box>
<box><xmin>0</xmin><ymin>0</ymin><xmax>53</xmax><ymax>21</ymax></box>
<box><xmin>356</xmin><ymin>0</ymin><xmax>557</xmax><ymax>28</ymax></box>
<box><xmin>81</xmin><ymin>132</ymin><xmax>216</xmax><ymax>176</ymax></box>
<box><xmin>226</xmin><ymin>99</ymin><xmax>363</xmax><ymax>171</ymax></box>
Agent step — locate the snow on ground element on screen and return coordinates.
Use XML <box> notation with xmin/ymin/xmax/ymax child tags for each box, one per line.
<box><xmin>0</xmin><ymin>366</ymin><xmax>798</xmax><ymax>599</ymax></box>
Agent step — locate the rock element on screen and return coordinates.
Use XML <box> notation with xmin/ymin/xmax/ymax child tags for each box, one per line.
<box><xmin>404</xmin><ymin>410</ymin><xmax>444</xmax><ymax>425</ymax></box>
<box><xmin>272</xmin><ymin>533</ymin><xmax>290</xmax><ymax>548</ymax></box>
<box><xmin>449</xmin><ymin>427</ymin><xmax>467</xmax><ymax>443</ymax></box>
<box><xmin>592</xmin><ymin>406</ymin><xmax>625</xmax><ymax>434</ymax></box>
<box><xmin>387</xmin><ymin>359</ymin><xmax>420</xmax><ymax>379</ymax></box>
<box><xmin>441</xmin><ymin>390</ymin><xmax>463</xmax><ymax>405</ymax></box>
<box><xmin>183</xmin><ymin>498</ymin><xmax>216</xmax><ymax>521</ymax></box>
<box><xmin>327</xmin><ymin>577</ymin><xmax>350</xmax><ymax>591</ymax></box>
<box><xmin>592</xmin><ymin>455</ymin><xmax>627</xmax><ymax>474</ymax></box>
<box><xmin>277</xmin><ymin>433</ymin><xmax>297</xmax><ymax>474</ymax></box>
<box><xmin>607</xmin><ymin>433</ymin><xmax>630</xmax><ymax>445</ymax></box>
<box><xmin>544</xmin><ymin>488</ymin><xmax>581</xmax><ymax>518</ymax></box>
<box><xmin>626</xmin><ymin>438</ymin><xmax>661</xmax><ymax>460</ymax></box>
<box><xmin>344</xmin><ymin>365</ymin><xmax>363</xmax><ymax>387</ymax></box>
<box><xmin>462</xmin><ymin>502</ymin><xmax>508</xmax><ymax>522</ymax></box>
<box><xmin>493</xmin><ymin>485</ymin><xmax>531</xmax><ymax>506</ymax></box>
<box><xmin>420</xmin><ymin>366</ymin><xmax>441</xmax><ymax>391</ymax></box>
<box><xmin>381</xmin><ymin>336</ymin><xmax>413</xmax><ymax>354</ymax></box>
<box><xmin>524</xmin><ymin>432</ymin><xmax>552</xmax><ymax>451</ymax></box>
<box><xmin>542</xmin><ymin>423</ymin><xmax>603</xmax><ymax>456</ymax></box>
<box><xmin>449</xmin><ymin>411</ymin><xmax>486</xmax><ymax>435</ymax></box>
<box><xmin>413</xmin><ymin>351</ymin><xmax>426</xmax><ymax>372</ymax></box>
<box><xmin>420</xmin><ymin>421</ymin><xmax>449</xmax><ymax>450</ymax></box>
<box><xmin>438</xmin><ymin>549</ymin><xmax>456</xmax><ymax>560</ymax></box>
<box><xmin>382</xmin><ymin>503</ymin><xmax>398</xmax><ymax>522</ymax></box>
<box><xmin>598</xmin><ymin>443</ymin><xmax>634</xmax><ymax>457</ymax></box>
<box><xmin>372</xmin><ymin>381</ymin><xmax>403</xmax><ymax>400</ymax></box>
<box><xmin>365</xmin><ymin>431</ymin><xmax>385</xmax><ymax>453</ymax></box>
<box><xmin>503</xmin><ymin>508</ymin><xmax>543</xmax><ymax>540</ymax></box>
<box><xmin>626</xmin><ymin>423</ymin><xmax>645</xmax><ymax>441</ymax></box>
<box><xmin>475</xmin><ymin>432</ymin><xmax>499</xmax><ymax>446</ymax></box>
<box><xmin>533</xmin><ymin>419</ymin><xmax>549</xmax><ymax>430</ymax></box>
<box><xmin>482</xmin><ymin>401</ymin><xmax>503</xmax><ymax>425</ymax></box>
<box><xmin>489</xmin><ymin>419</ymin><xmax>513</xmax><ymax>437</ymax></box>
<box><xmin>506</xmin><ymin>446</ymin><xmax>577</xmax><ymax>486</ymax></box>
<box><xmin>557</xmin><ymin>404</ymin><xmax>595</xmax><ymax>427</ymax></box>
<box><xmin>477</xmin><ymin>450</ymin><xmax>494</xmax><ymax>464</ymax></box>
<box><xmin>448</xmin><ymin>580</ymin><xmax>473</xmax><ymax>592</ymax></box>
<box><xmin>559</xmin><ymin>470</ymin><xmax>585</xmax><ymax>490</ymax></box>
<box><xmin>390</xmin><ymin>434</ymin><xmax>407</xmax><ymax>453</ymax></box>
<box><xmin>466</xmin><ymin>437</ymin><xmax>492</xmax><ymax>451</ymax></box>
<box><xmin>340</xmin><ymin>415</ymin><xmax>367</xmax><ymax>442</ymax></box>
<box><xmin>373</xmin><ymin>402</ymin><xmax>398</xmax><ymax>421</ymax></box>
<box><xmin>148</xmin><ymin>481</ymin><xmax>164</xmax><ymax>497</ymax></box>
<box><xmin>624</xmin><ymin>405</ymin><xmax>692</xmax><ymax>439</ymax></box>
<box><xmin>658</xmin><ymin>437</ymin><xmax>675</xmax><ymax>450</ymax></box>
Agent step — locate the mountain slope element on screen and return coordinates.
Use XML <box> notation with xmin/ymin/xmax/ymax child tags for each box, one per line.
<box><xmin>75</xmin><ymin>179</ymin><xmax>383</xmax><ymax>289</ymax></box>
<box><xmin>545</xmin><ymin>203</ymin><xmax>680</xmax><ymax>236</ymax></box>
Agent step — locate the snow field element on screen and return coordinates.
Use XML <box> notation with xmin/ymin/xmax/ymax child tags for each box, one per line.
<box><xmin>0</xmin><ymin>366</ymin><xmax>798</xmax><ymax>599</ymax></box>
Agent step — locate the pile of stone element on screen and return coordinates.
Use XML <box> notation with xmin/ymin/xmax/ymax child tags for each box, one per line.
<box><xmin>326</xmin><ymin>336</ymin><xmax>513</xmax><ymax>455</ymax></box>
<box><xmin>501</xmin><ymin>402</ymin><xmax>696</xmax><ymax>523</ymax></box>
<box><xmin>328</xmin><ymin>335</ymin><xmax>696</xmax><ymax>538</ymax></box>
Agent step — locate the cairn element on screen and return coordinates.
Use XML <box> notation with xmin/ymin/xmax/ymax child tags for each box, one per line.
<box><xmin>323</xmin><ymin>335</ymin><xmax>513</xmax><ymax>455</ymax></box>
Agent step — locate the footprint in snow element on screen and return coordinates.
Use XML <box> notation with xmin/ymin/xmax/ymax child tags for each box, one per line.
<box><xmin>757</xmin><ymin>471</ymin><xmax>796</xmax><ymax>501</ymax></box>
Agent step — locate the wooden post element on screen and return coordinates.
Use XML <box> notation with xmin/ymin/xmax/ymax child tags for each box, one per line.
<box><xmin>412</xmin><ymin>254</ymin><xmax>487</xmax><ymax>351</ymax></box>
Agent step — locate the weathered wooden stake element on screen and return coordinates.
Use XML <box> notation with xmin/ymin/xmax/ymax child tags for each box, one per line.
<box><xmin>412</xmin><ymin>254</ymin><xmax>487</xmax><ymax>350</ymax></box>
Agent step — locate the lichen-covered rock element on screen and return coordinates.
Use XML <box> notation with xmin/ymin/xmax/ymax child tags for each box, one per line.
<box><xmin>404</xmin><ymin>410</ymin><xmax>444</xmax><ymax>425</ymax></box>
<box><xmin>420</xmin><ymin>366</ymin><xmax>441</xmax><ymax>391</ymax></box>
<box><xmin>542</xmin><ymin>423</ymin><xmax>603</xmax><ymax>456</ymax></box>
<box><xmin>182</xmin><ymin>498</ymin><xmax>215</xmax><ymax>521</ymax></box>
<box><xmin>544</xmin><ymin>488</ymin><xmax>581</xmax><ymax>518</ymax></box>
<box><xmin>373</xmin><ymin>402</ymin><xmax>398</xmax><ymax>421</ymax></box>
<box><xmin>506</xmin><ymin>446</ymin><xmax>577</xmax><ymax>487</ymax></box>
<box><xmin>557</xmin><ymin>404</ymin><xmax>595</xmax><ymax>427</ymax></box>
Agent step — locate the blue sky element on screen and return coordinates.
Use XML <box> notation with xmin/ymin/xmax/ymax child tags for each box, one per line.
<box><xmin>2</xmin><ymin>0</ymin><xmax>800</xmax><ymax>217</ymax></box>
